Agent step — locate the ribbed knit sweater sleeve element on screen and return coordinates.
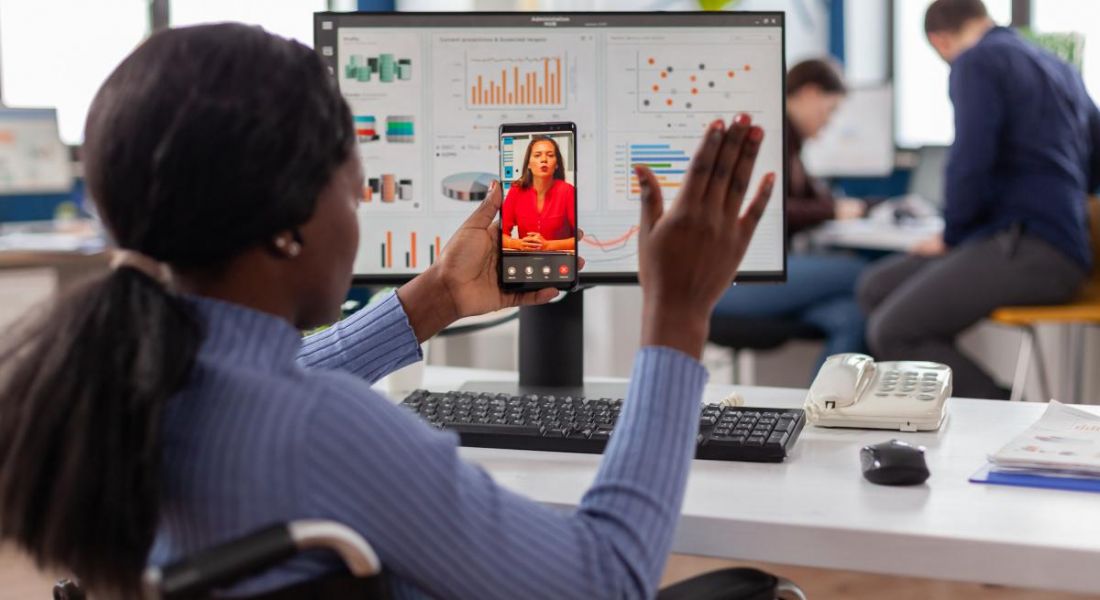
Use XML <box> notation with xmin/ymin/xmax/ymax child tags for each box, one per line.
<box><xmin>297</xmin><ymin>291</ymin><xmax>422</xmax><ymax>382</ymax></box>
<box><xmin>300</xmin><ymin>347</ymin><xmax>707</xmax><ymax>599</ymax></box>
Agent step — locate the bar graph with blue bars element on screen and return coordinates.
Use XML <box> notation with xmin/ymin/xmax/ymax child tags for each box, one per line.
<box><xmin>628</xmin><ymin>143</ymin><xmax>689</xmax><ymax>198</ymax></box>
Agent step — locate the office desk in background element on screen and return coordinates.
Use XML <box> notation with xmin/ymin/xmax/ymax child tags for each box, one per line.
<box><xmin>380</xmin><ymin>366</ymin><xmax>1100</xmax><ymax>596</ymax></box>
<box><xmin>0</xmin><ymin>222</ymin><xmax>108</xmax><ymax>328</ymax></box>
<box><xmin>0</xmin><ymin>221</ymin><xmax>107</xmax><ymax>276</ymax></box>
<box><xmin>808</xmin><ymin>216</ymin><xmax>944</xmax><ymax>253</ymax></box>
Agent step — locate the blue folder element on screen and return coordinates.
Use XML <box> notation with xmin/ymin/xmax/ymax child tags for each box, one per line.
<box><xmin>970</xmin><ymin>464</ymin><xmax>1100</xmax><ymax>494</ymax></box>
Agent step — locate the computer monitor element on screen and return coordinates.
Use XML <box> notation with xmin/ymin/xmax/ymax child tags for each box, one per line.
<box><xmin>0</xmin><ymin>108</ymin><xmax>72</xmax><ymax>195</ymax></box>
<box><xmin>314</xmin><ymin>12</ymin><xmax>788</xmax><ymax>286</ymax></box>
<box><xmin>802</xmin><ymin>84</ymin><xmax>895</xmax><ymax>178</ymax></box>
<box><xmin>909</xmin><ymin>145</ymin><xmax>949</xmax><ymax>209</ymax></box>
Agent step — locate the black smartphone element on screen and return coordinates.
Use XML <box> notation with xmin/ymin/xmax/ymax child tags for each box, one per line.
<box><xmin>498</xmin><ymin>121</ymin><xmax>578</xmax><ymax>291</ymax></box>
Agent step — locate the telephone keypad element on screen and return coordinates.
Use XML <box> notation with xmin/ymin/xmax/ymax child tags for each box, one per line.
<box><xmin>877</xmin><ymin>369</ymin><xmax>947</xmax><ymax>399</ymax></box>
<box><xmin>875</xmin><ymin>369</ymin><xmax>946</xmax><ymax>387</ymax></box>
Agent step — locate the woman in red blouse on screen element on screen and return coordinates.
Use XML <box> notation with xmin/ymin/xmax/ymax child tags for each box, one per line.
<box><xmin>501</xmin><ymin>136</ymin><xmax>576</xmax><ymax>252</ymax></box>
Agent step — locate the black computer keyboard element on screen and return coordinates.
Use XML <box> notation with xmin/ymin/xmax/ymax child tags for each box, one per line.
<box><xmin>400</xmin><ymin>390</ymin><xmax>805</xmax><ymax>462</ymax></box>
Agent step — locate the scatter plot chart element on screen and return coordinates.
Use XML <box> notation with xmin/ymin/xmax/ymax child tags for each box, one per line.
<box><xmin>637</xmin><ymin>53</ymin><xmax>754</xmax><ymax>113</ymax></box>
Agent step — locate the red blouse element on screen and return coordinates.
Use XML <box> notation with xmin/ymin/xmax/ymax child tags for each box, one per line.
<box><xmin>501</xmin><ymin>179</ymin><xmax>576</xmax><ymax>241</ymax></box>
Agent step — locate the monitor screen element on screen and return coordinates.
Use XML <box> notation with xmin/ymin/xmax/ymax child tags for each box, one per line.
<box><xmin>802</xmin><ymin>84</ymin><xmax>895</xmax><ymax>178</ymax></box>
<box><xmin>909</xmin><ymin>145</ymin><xmax>949</xmax><ymax>210</ymax></box>
<box><xmin>0</xmin><ymin>108</ymin><xmax>72</xmax><ymax>195</ymax></box>
<box><xmin>315</xmin><ymin>12</ymin><xmax>787</xmax><ymax>283</ymax></box>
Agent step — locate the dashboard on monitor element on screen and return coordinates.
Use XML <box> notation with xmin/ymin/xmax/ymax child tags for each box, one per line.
<box><xmin>315</xmin><ymin>12</ymin><xmax>787</xmax><ymax>284</ymax></box>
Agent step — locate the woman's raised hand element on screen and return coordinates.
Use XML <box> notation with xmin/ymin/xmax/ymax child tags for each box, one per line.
<box><xmin>635</xmin><ymin>114</ymin><xmax>775</xmax><ymax>359</ymax></box>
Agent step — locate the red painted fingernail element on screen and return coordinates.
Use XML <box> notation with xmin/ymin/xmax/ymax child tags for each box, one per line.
<box><xmin>711</xmin><ymin>119</ymin><xmax>725</xmax><ymax>130</ymax></box>
<box><xmin>736</xmin><ymin>113</ymin><xmax>751</xmax><ymax>126</ymax></box>
<box><xmin>749</xmin><ymin>127</ymin><xmax>764</xmax><ymax>142</ymax></box>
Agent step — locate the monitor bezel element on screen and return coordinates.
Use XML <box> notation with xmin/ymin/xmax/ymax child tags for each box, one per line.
<box><xmin>315</xmin><ymin>11</ymin><xmax>787</xmax><ymax>285</ymax></box>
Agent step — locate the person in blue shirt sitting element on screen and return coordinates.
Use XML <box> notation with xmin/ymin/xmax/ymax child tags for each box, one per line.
<box><xmin>858</xmin><ymin>0</ymin><xmax>1098</xmax><ymax>399</ymax></box>
<box><xmin>0</xmin><ymin>24</ymin><xmax>775</xmax><ymax>599</ymax></box>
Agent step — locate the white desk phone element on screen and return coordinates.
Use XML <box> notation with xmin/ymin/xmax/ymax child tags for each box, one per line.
<box><xmin>803</xmin><ymin>353</ymin><xmax>952</xmax><ymax>432</ymax></box>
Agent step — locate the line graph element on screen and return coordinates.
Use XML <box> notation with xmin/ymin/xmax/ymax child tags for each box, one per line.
<box><xmin>577</xmin><ymin>225</ymin><xmax>641</xmax><ymax>268</ymax></box>
<box><xmin>581</xmin><ymin>226</ymin><xmax>639</xmax><ymax>251</ymax></box>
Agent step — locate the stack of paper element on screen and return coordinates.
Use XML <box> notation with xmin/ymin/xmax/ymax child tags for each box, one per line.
<box><xmin>971</xmin><ymin>401</ymin><xmax>1100</xmax><ymax>493</ymax></box>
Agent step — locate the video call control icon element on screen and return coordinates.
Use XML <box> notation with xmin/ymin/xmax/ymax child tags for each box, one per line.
<box><xmin>506</xmin><ymin>266</ymin><xmax>517</xmax><ymax>277</ymax></box>
<box><xmin>525</xmin><ymin>266</ymin><xmax>535</xmax><ymax>276</ymax></box>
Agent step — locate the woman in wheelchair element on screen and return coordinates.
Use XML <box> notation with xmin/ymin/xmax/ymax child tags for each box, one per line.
<box><xmin>0</xmin><ymin>24</ymin><xmax>773</xmax><ymax>599</ymax></box>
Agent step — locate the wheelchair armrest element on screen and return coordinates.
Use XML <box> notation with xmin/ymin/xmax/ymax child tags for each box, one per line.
<box><xmin>145</xmin><ymin>520</ymin><xmax>381</xmax><ymax>599</ymax></box>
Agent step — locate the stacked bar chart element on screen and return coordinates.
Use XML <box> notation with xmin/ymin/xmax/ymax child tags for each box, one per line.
<box><xmin>354</xmin><ymin>115</ymin><xmax>379</xmax><ymax>143</ymax></box>
<box><xmin>355</xmin><ymin>115</ymin><xmax>414</xmax><ymax>144</ymax></box>
<box><xmin>363</xmin><ymin>174</ymin><xmax>413</xmax><ymax>203</ymax></box>
<box><xmin>385</xmin><ymin>115</ymin><xmax>414</xmax><ymax>143</ymax></box>
<box><xmin>467</xmin><ymin>55</ymin><xmax>564</xmax><ymax>108</ymax></box>
<box><xmin>378</xmin><ymin>231</ymin><xmax>445</xmax><ymax>268</ymax></box>
<box><xmin>628</xmin><ymin>143</ymin><xmax>689</xmax><ymax>198</ymax></box>
<box><xmin>345</xmin><ymin>53</ymin><xmax>412</xmax><ymax>83</ymax></box>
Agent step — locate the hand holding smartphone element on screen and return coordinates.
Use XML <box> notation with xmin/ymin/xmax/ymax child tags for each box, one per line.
<box><xmin>498</xmin><ymin>122</ymin><xmax>578</xmax><ymax>291</ymax></box>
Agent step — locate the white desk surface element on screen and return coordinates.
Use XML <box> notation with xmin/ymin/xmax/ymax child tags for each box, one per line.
<box><xmin>809</xmin><ymin>217</ymin><xmax>944</xmax><ymax>253</ymax></box>
<box><xmin>385</xmin><ymin>366</ymin><xmax>1100</xmax><ymax>595</ymax></box>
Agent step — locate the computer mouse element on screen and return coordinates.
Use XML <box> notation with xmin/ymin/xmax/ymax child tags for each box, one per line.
<box><xmin>860</xmin><ymin>439</ymin><xmax>930</xmax><ymax>486</ymax></box>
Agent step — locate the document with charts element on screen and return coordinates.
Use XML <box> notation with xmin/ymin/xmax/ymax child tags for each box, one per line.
<box><xmin>988</xmin><ymin>401</ymin><xmax>1100</xmax><ymax>476</ymax></box>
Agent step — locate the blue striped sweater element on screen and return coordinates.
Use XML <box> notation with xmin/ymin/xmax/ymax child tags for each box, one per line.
<box><xmin>149</xmin><ymin>292</ymin><xmax>707</xmax><ymax>599</ymax></box>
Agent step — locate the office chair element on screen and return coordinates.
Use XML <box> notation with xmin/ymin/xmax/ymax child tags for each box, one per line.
<box><xmin>991</xmin><ymin>197</ymin><xmax>1100</xmax><ymax>402</ymax></box>
<box><xmin>53</xmin><ymin>519</ymin><xmax>805</xmax><ymax>600</ymax></box>
<box><xmin>708</xmin><ymin>316</ymin><xmax>825</xmax><ymax>384</ymax></box>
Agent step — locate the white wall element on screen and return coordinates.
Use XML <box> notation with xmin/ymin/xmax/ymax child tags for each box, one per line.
<box><xmin>894</xmin><ymin>0</ymin><xmax>1012</xmax><ymax>147</ymax></box>
<box><xmin>844</xmin><ymin>0</ymin><xmax>887</xmax><ymax>85</ymax></box>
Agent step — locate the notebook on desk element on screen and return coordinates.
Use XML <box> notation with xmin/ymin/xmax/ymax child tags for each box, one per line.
<box><xmin>970</xmin><ymin>401</ymin><xmax>1100</xmax><ymax>494</ymax></box>
<box><xmin>970</xmin><ymin>464</ymin><xmax>1100</xmax><ymax>494</ymax></box>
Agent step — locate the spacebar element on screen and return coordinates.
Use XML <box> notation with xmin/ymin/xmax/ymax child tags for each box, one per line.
<box><xmin>445</xmin><ymin>423</ymin><xmax>542</xmax><ymax>436</ymax></box>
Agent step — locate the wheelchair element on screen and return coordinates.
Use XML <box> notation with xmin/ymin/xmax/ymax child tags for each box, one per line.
<box><xmin>53</xmin><ymin>519</ymin><xmax>805</xmax><ymax>600</ymax></box>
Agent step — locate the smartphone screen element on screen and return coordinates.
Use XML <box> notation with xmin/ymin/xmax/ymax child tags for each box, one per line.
<box><xmin>498</xmin><ymin>122</ymin><xmax>578</xmax><ymax>291</ymax></box>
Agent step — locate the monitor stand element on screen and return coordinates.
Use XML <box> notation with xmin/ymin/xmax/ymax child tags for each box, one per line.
<box><xmin>459</xmin><ymin>287</ymin><xmax>630</xmax><ymax>399</ymax></box>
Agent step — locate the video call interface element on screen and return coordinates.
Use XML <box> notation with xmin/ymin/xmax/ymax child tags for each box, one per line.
<box><xmin>500</xmin><ymin>128</ymin><xmax>576</xmax><ymax>284</ymax></box>
<box><xmin>315</xmin><ymin>13</ymin><xmax>787</xmax><ymax>282</ymax></box>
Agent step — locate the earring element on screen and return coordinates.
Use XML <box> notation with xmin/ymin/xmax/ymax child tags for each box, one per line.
<box><xmin>274</xmin><ymin>236</ymin><xmax>302</xmax><ymax>257</ymax></box>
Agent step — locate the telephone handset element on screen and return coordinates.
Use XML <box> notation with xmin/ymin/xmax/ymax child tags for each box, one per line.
<box><xmin>803</xmin><ymin>353</ymin><xmax>952</xmax><ymax>432</ymax></box>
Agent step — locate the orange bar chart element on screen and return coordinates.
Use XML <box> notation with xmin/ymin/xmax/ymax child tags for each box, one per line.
<box><xmin>380</xmin><ymin>231</ymin><xmax>446</xmax><ymax>270</ymax></box>
<box><xmin>380</xmin><ymin>230</ymin><xmax>394</xmax><ymax>269</ymax></box>
<box><xmin>469</xmin><ymin>57</ymin><xmax>564</xmax><ymax>108</ymax></box>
